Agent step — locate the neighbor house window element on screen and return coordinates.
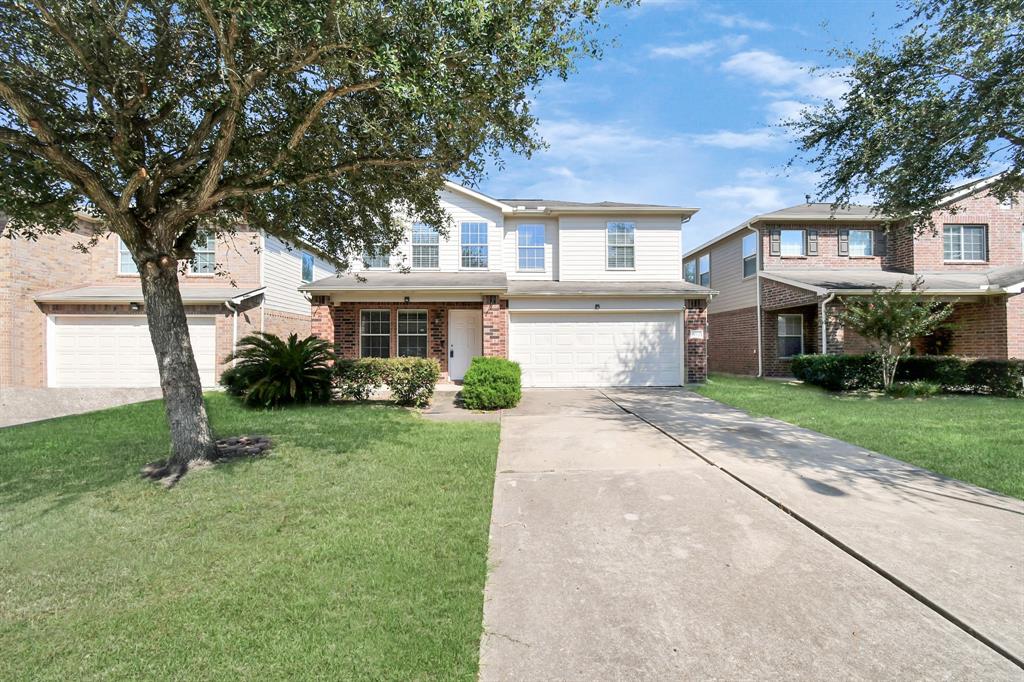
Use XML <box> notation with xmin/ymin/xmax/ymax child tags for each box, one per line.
<box><xmin>780</xmin><ymin>229</ymin><xmax>805</xmax><ymax>256</ymax></box>
<box><xmin>190</xmin><ymin>231</ymin><xmax>216</xmax><ymax>274</ymax></box>
<box><xmin>397</xmin><ymin>310</ymin><xmax>428</xmax><ymax>358</ymax></box>
<box><xmin>118</xmin><ymin>237</ymin><xmax>138</xmax><ymax>275</ymax></box>
<box><xmin>301</xmin><ymin>252</ymin><xmax>314</xmax><ymax>282</ymax></box>
<box><xmin>684</xmin><ymin>259</ymin><xmax>697</xmax><ymax>283</ymax></box>
<box><xmin>777</xmin><ymin>314</ymin><xmax>804</xmax><ymax>358</ymax></box>
<box><xmin>460</xmin><ymin>222</ymin><xmax>489</xmax><ymax>269</ymax></box>
<box><xmin>412</xmin><ymin>223</ymin><xmax>439</xmax><ymax>268</ymax></box>
<box><xmin>943</xmin><ymin>224</ymin><xmax>987</xmax><ymax>261</ymax></box>
<box><xmin>848</xmin><ymin>229</ymin><xmax>874</xmax><ymax>257</ymax></box>
<box><xmin>742</xmin><ymin>233</ymin><xmax>757</xmax><ymax>278</ymax></box>
<box><xmin>517</xmin><ymin>224</ymin><xmax>545</xmax><ymax>271</ymax></box>
<box><xmin>363</xmin><ymin>244</ymin><xmax>390</xmax><ymax>269</ymax></box>
<box><xmin>360</xmin><ymin>310</ymin><xmax>390</xmax><ymax>358</ymax></box>
<box><xmin>607</xmin><ymin>221</ymin><xmax>635</xmax><ymax>269</ymax></box>
<box><xmin>699</xmin><ymin>254</ymin><xmax>710</xmax><ymax>287</ymax></box>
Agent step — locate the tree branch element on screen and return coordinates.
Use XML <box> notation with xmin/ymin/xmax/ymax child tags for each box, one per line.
<box><xmin>212</xmin><ymin>157</ymin><xmax>430</xmax><ymax>201</ymax></box>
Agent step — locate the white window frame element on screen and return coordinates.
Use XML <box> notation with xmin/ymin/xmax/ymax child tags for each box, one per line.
<box><xmin>683</xmin><ymin>259</ymin><xmax>697</xmax><ymax>284</ymax></box>
<box><xmin>606</xmin><ymin>221</ymin><xmax>635</xmax><ymax>270</ymax></box>
<box><xmin>780</xmin><ymin>229</ymin><xmax>806</xmax><ymax>257</ymax></box>
<box><xmin>699</xmin><ymin>254</ymin><xmax>710</xmax><ymax>287</ymax></box>
<box><xmin>742</xmin><ymin>233</ymin><xmax>757</xmax><ymax>278</ymax></box>
<box><xmin>359</xmin><ymin>309</ymin><xmax>391</xmax><ymax>358</ymax></box>
<box><xmin>848</xmin><ymin>229</ymin><xmax>874</xmax><ymax>257</ymax></box>
<box><xmin>363</xmin><ymin>244</ymin><xmax>390</xmax><ymax>269</ymax></box>
<box><xmin>777</xmin><ymin>314</ymin><xmax>804</xmax><ymax>359</ymax></box>
<box><xmin>516</xmin><ymin>224</ymin><xmax>546</xmax><ymax>272</ymax></box>
<box><xmin>189</xmin><ymin>231</ymin><xmax>216</xmax><ymax>275</ymax></box>
<box><xmin>411</xmin><ymin>223</ymin><xmax>440</xmax><ymax>269</ymax></box>
<box><xmin>943</xmin><ymin>224</ymin><xmax>987</xmax><ymax>262</ymax></box>
<box><xmin>117</xmin><ymin>237</ymin><xmax>138</xmax><ymax>275</ymax></box>
<box><xmin>397</xmin><ymin>309</ymin><xmax>428</xmax><ymax>358</ymax></box>
<box><xmin>460</xmin><ymin>222</ymin><xmax>489</xmax><ymax>269</ymax></box>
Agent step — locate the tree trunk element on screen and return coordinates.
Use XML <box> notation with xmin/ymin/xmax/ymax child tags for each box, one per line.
<box><xmin>140</xmin><ymin>258</ymin><xmax>218</xmax><ymax>467</ymax></box>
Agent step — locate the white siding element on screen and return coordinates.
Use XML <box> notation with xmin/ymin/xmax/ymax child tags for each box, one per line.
<box><xmin>263</xmin><ymin>235</ymin><xmax>334</xmax><ymax>314</ymax></box>
<box><xmin>557</xmin><ymin>215</ymin><xmax>682</xmax><ymax>281</ymax></box>
<box><xmin>704</xmin><ymin>231</ymin><xmax>758</xmax><ymax>313</ymax></box>
<box><xmin>502</xmin><ymin>218</ymin><xmax>559</xmax><ymax>280</ymax></box>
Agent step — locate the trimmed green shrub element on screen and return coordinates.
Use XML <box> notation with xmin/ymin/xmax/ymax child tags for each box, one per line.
<box><xmin>460</xmin><ymin>357</ymin><xmax>522</xmax><ymax>410</ymax></box>
<box><xmin>790</xmin><ymin>354</ymin><xmax>882</xmax><ymax>391</ymax></box>
<box><xmin>334</xmin><ymin>357</ymin><xmax>441</xmax><ymax>407</ymax></box>
<box><xmin>222</xmin><ymin>333</ymin><xmax>335</xmax><ymax>407</ymax></box>
<box><xmin>887</xmin><ymin>380</ymin><xmax>943</xmax><ymax>398</ymax></box>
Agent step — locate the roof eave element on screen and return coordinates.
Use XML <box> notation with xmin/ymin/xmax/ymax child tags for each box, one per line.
<box><xmin>514</xmin><ymin>206</ymin><xmax>698</xmax><ymax>217</ymax></box>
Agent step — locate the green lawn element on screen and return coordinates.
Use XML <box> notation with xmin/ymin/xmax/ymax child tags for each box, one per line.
<box><xmin>693</xmin><ymin>374</ymin><xmax>1024</xmax><ymax>500</ymax></box>
<box><xmin>0</xmin><ymin>394</ymin><xmax>499</xmax><ymax>680</ymax></box>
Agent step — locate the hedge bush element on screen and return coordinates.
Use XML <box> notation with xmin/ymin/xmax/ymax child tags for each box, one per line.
<box><xmin>460</xmin><ymin>357</ymin><xmax>522</xmax><ymax>410</ymax></box>
<box><xmin>792</xmin><ymin>353</ymin><xmax>1024</xmax><ymax>398</ymax></box>
<box><xmin>334</xmin><ymin>357</ymin><xmax>441</xmax><ymax>407</ymax></box>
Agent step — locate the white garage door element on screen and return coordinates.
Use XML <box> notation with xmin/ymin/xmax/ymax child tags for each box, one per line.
<box><xmin>51</xmin><ymin>316</ymin><xmax>217</xmax><ymax>388</ymax></box>
<box><xmin>509</xmin><ymin>312</ymin><xmax>682</xmax><ymax>387</ymax></box>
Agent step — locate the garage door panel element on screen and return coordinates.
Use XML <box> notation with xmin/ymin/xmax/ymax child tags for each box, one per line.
<box><xmin>509</xmin><ymin>312</ymin><xmax>681</xmax><ymax>388</ymax></box>
<box><xmin>52</xmin><ymin>316</ymin><xmax>216</xmax><ymax>388</ymax></box>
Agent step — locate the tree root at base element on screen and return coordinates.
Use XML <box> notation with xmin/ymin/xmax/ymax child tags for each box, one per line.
<box><xmin>141</xmin><ymin>435</ymin><xmax>272</xmax><ymax>487</ymax></box>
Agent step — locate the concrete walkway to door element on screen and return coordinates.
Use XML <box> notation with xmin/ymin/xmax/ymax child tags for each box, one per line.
<box><xmin>478</xmin><ymin>389</ymin><xmax>1020</xmax><ymax>680</ymax></box>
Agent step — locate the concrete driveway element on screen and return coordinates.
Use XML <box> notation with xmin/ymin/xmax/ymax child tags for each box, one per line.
<box><xmin>479</xmin><ymin>389</ymin><xmax>1021</xmax><ymax>680</ymax></box>
<box><xmin>0</xmin><ymin>387</ymin><xmax>163</xmax><ymax>428</ymax></box>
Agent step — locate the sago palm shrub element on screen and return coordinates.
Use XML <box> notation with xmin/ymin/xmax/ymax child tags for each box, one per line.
<box><xmin>222</xmin><ymin>333</ymin><xmax>335</xmax><ymax>407</ymax></box>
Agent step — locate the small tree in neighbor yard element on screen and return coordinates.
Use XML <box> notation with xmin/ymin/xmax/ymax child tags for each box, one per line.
<box><xmin>838</xmin><ymin>281</ymin><xmax>956</xmax><ymax>390</ymax></box>
<box><xmin>790</xmin><ymin>0</ymin><xmax>1024</xmax><ymax>231</ymax></box>
<box><xmin>0</xmin><ymin>0</ymin><xmax>620</xmax><ymax>474</ymax></box>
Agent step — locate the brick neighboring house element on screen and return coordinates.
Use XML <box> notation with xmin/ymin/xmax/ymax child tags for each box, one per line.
<box><xmin>683</xmin><ymin>176</ymin><xmax>1024</xmax><ymax>377</ymax></box>
<box><xmin>302</xmin><ymin>182</ymin><xmax>714</xmax><ymax>386</ymax></box>
<box><xmin>0</xmin><ymin>220</ymin><xmax>335</xmax><ymax>388</ymax></box>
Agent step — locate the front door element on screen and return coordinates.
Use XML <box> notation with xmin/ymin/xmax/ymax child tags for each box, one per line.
<box><xmin>448</xmin><ymin>309</ymin><xmax>483</xmax><ymax>381</ymax></box>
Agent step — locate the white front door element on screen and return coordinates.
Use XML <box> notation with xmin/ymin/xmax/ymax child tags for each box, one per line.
<box><xmin>448</xmin><ymin>309</ymin><xmax>482</xmax><ymax>381</ymax></box>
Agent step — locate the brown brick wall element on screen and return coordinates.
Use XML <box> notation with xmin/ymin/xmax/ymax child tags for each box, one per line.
<box><xmin>761</xmin><ymin>278</ymin><xmax>819</xmax><ymax>310</ymax></box>
<box><xmin>685</xmin><ymin>299</ymin><xmax>708</xmax><ymax>383</ymax></box>
<box><xmin>761</xmin><ymin>303</ymin><xmax>819</xmax><ymax>377</ymax></box>
<box><xmin>913</xmin><ymin>192</ymin><xmax>1024</xmax><ymax>270</ymax></box>
<box><xmin>708</xmin><ymin>306</ymin><xmax>759</xmax><ymax>375</ymax></box>
<box><xmin>1009</xmin><ymin>294</ymin><xmax>1023</xmax><ymax>360</ymax></box>
<box><xmin>482</xmin><ymin>296</ymin><xmax>508</xmax><ymax>358</ymax></box>
<box><xmin>760</xmin><ymin>223</ymin><xmax>888</xmax><ymax>270</ymax></box>
<box><xmin>263</xmin><ymin>308</ymin><xmax>312</xmax><ymax>340</ymax></box>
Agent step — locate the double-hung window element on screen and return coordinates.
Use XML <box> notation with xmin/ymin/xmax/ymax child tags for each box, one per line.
<box><xmin>412</xmin><ymin>223</ymin><xmax>439</xmax><ymax>268</ymax></box>
<box><xmin>118</xmin><ymin>238</ymin><xmax>138</xmax><ymax>275</ymax></box>
<box><xmin>363</xmin><ymin>244</ymin><xmax>390</xmax><ymax>269</ymax></box>
<box><xmin>397</xmin><ymin>310</ymin><xmax>428</xmax><ymax>358</ymax></box>
<box><xmin>848</xmin><ymin>229</ymin><xmax>873</xmax><ymax>257</ymax></box>
<box><xmin>699</xmin><ymin>254</ymin><xmax>710</xmax><ymax>287</ymax></box>
<box><xmin>780</xmin><ymin>229</ymin><xmax>805</xmax><ymax>256</ymax></box>
<box><xmin>742</xmin><ymin>233</ymin><xmax>757</xmax><ymax>278</ymax></box>
<box><xmin>360</xmin><ymin>310</ymin><xmax>390</xmax><ymax>358</ymax></box>
<box><xmin>943</xmin><ymin>224</ymin><xmax>987</xmax><ymax>261</ymax></box>
<box><xmin>460</xmin><ymin>222</ymin><xmax>489</xmax><ymax>269</ymax></box>
<box><xmin>607</xmin><ymin>221</ymin><xmax>635</xmax><ymax>269</ymax></box>
<box><xmin>301</xmin><ymin>252</ymin><xmax>314</xmax><ymax>283</ymax></box>
<box><xmin>684</xmin><ymin>259</ymin><xmax>697</xmax><ymax>284</ymax></box>
<box><xmin>190</xmin><ymin>232</ymin><xmax>216</xmax><ymax>274</ymax></box>
<box><xmin>777</xmin><ymin>314</ymin><xmax>804</xmax><ymax>358</ymax></box>
<box><xmin>517</xmin><ymin>224</ymin><xmax>545</xmax><ymax>271</ymax></box>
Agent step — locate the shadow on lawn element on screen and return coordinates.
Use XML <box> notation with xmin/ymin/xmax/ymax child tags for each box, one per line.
<box><xmin>0</xmin><ymin>397</ymin><xmax>425</xmax><ymax>513</ymax></box>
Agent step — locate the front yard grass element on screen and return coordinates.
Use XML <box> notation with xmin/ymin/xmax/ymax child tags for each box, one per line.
<box><xmin>0</xmin><ymin>393</ymin><xmax>499</xmax><ymax>680</ymax></box>
<box><xmin>693</xmin><ymin>374</ymin><xmax>1024</xmax><ymax>500</ymax></box>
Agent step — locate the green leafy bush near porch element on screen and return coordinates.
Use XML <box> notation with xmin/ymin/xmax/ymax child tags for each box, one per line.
<box><xmin>792</xmin><ymin>354</ymin><xmax>1024</xmax><ymax>398</ymax></box>
<box><xmin>460</xmin><ymin>357</ymin><xmax>522</xmax><ymax>410</ymax></box>
<box><xmin>221</xmin><ymin>333</ymin><xmax>335</xmax><ymax>407</ymax></box>
<box><xmin>335</xmin><ymin>357</ymin><xmax>441</xmax><ymax>407</ymax></box>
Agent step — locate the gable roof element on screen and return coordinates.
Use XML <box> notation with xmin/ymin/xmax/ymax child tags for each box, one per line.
<box><xmin>443</xmin><ymin>181</ymin><xmax>696</xmax><ymax>217</ymax></box>
<box><xmin>759</xmin><ymin>265</ymin><xmax>1024</xmax><ymax>296</ymax></box>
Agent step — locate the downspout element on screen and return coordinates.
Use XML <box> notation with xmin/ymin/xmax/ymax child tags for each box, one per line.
<box><xmin>820</xmin><ymin>292</ymin><xmax>836</xmax><ymax>356</ymax></box>
<box><xmin>225</xmin><ymin>299</ymin><xmax>240</xmax><ymax>366</ymax></box>
<box><xmin>746</xmin><ymin>224</ymin><xmax>763</xmax><ymax>377</ymax></box>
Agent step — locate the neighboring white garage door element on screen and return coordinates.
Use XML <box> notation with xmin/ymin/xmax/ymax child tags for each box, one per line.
<box><xmin>508</xmin><ymin>312</ymin><xmax>681</xmax><ymax>387</ymax></box>
<box><xmin>51</xmin><ymin>316</ymin><xmax>217</xmax><ymax>388</ymax></box>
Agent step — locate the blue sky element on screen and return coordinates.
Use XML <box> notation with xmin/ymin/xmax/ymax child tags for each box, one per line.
<box><xmin>477</xmin><ymin>0</ymin><xmax>905</xmax><ymax>251</ymax></box>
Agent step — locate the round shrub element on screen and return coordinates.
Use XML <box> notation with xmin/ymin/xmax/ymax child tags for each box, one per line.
<box><xmin>334</xmin><ymin>357</ymin><xmax>440</xmax><ymax>407</ymax></box>
<box><xmin>460</xmin><ymin>357</ymin><xmax>522</xmax><ymax>410</ymax></box>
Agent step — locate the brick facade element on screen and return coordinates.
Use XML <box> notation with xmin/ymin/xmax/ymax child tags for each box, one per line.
<box><xmin>482</xmin><ymin>296</ymin><xmax>509</xmax><ymax>358</ymax></box>
<box><xmin>684</xmin><ymin>300</ymin><xmax>709</xmax><ymax>383</ymax></box>
<box><xmin>707</xmin><ymin>306</ymin><xmax>759</xmax><ymax>375</ymax></box>
<box><xmin>1009</xmin><ymin>294</ymin><xmax>1024</xmax><ymax>360</ymax></box>
<box><xmin>911</xmin><ymin>193</ymin><xmax>1024</xmax><ymax>271</ymax></box>
<box><xmin>760</xmin><ymin>223</ymin><xmax>889</xmax><ymax>271</ymax></box>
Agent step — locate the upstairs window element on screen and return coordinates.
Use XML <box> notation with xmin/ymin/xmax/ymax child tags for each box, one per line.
<box><xmin>780</xmin><ymin>229</ymin><xmax>805</xmax><ymax>256</ymax></box>
<box><xmin>118</xmin><ymin>237</ymin><xmax>137</xmax><ymax>275</ymax></box>
<box><xmin>699</xmin><ymin>254</ymin><xmax>710</xmax><ymax>287</ymax></box>
<box><xmin>397</xmin><ymin>310</ymin><xmax>428</xmax><ymax>358</ymax></box>
<box><xmin>360</xmin><ymin>310</ymin><xmax>391</xmax><ymax>358</ymax></box>
<box><xmin>190</xmin><ymin>231</ymin><xmax>216</xmax><ymax>274</ymax></box>
<box><xmin>607</xmin><ymin>221</ymin><xmax>635</xmax><ymax>269</ymax></box>
<box><xmin>742</xmin><ymin>233</ymin><xmax>757</xmax><ymax>278</ymax></box>
<box><xmin>363</xmin><ymin>244</ymin><xmax>390</xmax><ymax>269</ymax></box>
<box><xmin>848</xmin><ymin>229</ymin><xmax>874</xmax><ymax>257</ymax></box>
<box><xmin>684</xmin><ymin>259</ymin><xmax>697</xmax><ymax>284</ymax></box>
<box><xmin>301</xmin><ymin>252</ymin><xmax>314</xmax><ymax>283</ymax></box>
<box><xmin>943</xmin><ymin>224</ymin><xmax>987</xmax><ymax>261</ymax></box>
<box><xmin>460</xmin><ymin>222</ymin><xmax>489</xmax><ymax>269</ymax></box>
<box><xmin>517</xmin><ymin>224</ymin><xmax>545</xmax><ymax>271</ymax></box>
<box><xmin>412</xmin><ymin>223</ymin><xmax>439</xmax><ymax>269</ymax></box>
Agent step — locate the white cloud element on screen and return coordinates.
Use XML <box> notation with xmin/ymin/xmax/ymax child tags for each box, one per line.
<box><xmin>766</xmin><ymin>99</ymin><xmax>811</xmax><ymax>123</ymax></box>
<box><xmin>698</xmin><ymin>184</ymin><xmax>786</xmax><ymax>213</ymax></box>
<box><xmin>722</xmin><ymin>50</ymin><xmax>848</xmax><ymax>101</ymax></box>
<box><xmin>649</xmin><ymin>35</ymin><xmax>748</xmax><ymax>60</ymax></box>
<box><xmin>704</xmin><ymin>11</ymin><xmax>773</xmax><ymax>31</ymax></box>
<box><xmin>692</xmin><ymin>128</ymin><xmax>782</xmax><ymax>150</ymax></box>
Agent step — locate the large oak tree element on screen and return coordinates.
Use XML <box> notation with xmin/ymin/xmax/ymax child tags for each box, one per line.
<box><xmin>0</xmin><ymin>0</ymin><xmax>618</xmax><ymax>471</ymax></box>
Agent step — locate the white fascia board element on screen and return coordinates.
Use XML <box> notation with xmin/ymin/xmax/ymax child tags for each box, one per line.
<box><xmin>758</xmin><ymin>271</ymin><xmax>829</xmax><ymax>295</ymax></box>
<box><xmin>443</xmin><ymin>181</ymin><xmax>512</xmax><ymax>212</ymax></box>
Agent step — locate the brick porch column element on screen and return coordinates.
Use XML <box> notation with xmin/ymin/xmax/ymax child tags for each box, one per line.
<box><xmin>482</xmin><ymin>295</ymin><xmax>508</xmax><ymax>358</ymax></box>
<box><xmin>685</xmin><ymin>299</ymin><xmax>708</xmax><ymax>383</ymax></box>
<box><xmin>310</xmin><ymin>296</ymin><xmax>336</xmax><ymax>350</ymax></box>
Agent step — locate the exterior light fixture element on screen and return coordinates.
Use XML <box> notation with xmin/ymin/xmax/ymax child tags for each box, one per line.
<box><xmin>130</xmin><ymin>302</ymin><xmax>141</xmax><ymax>311</ymax></box>
<box><xmin>594</xmin><ymin>303</ymin><xmax>600</xmax><ymax>310</ymax></box>
<box><xmin>404</xmin><ymin>296</ymin><xmax>411</xmax><ymax>303</ymax></box>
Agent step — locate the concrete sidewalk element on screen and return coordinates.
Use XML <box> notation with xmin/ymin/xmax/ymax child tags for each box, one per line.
<box><xmin>0</xmin><ymin>387</ymin><xmax>163</xmax><ymax>428</ymax></box>
<box><xmin>479</xmin><ymin>389</ymin><xmax>1019</xmax><ymax>680</ymax></box>
<box><xmin>606</xmin><ymin>387</ymin><xmax>1024</xmax><ymax>664</ymax></box>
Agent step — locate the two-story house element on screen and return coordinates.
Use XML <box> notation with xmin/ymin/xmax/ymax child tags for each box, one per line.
<box><xmin>0</xmin><ymin>221</ymin><xmax>334</xmax><ymax>388</ymax></box>
<box><xmin>683</xmin><ymin>175</ymin><xmax>1024</xmax><ymax>377</ymax></box>
<box><xmin>302</xmin><ymin>182</ymin><xmax>714</xmax><ymax>386</ymax></box>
